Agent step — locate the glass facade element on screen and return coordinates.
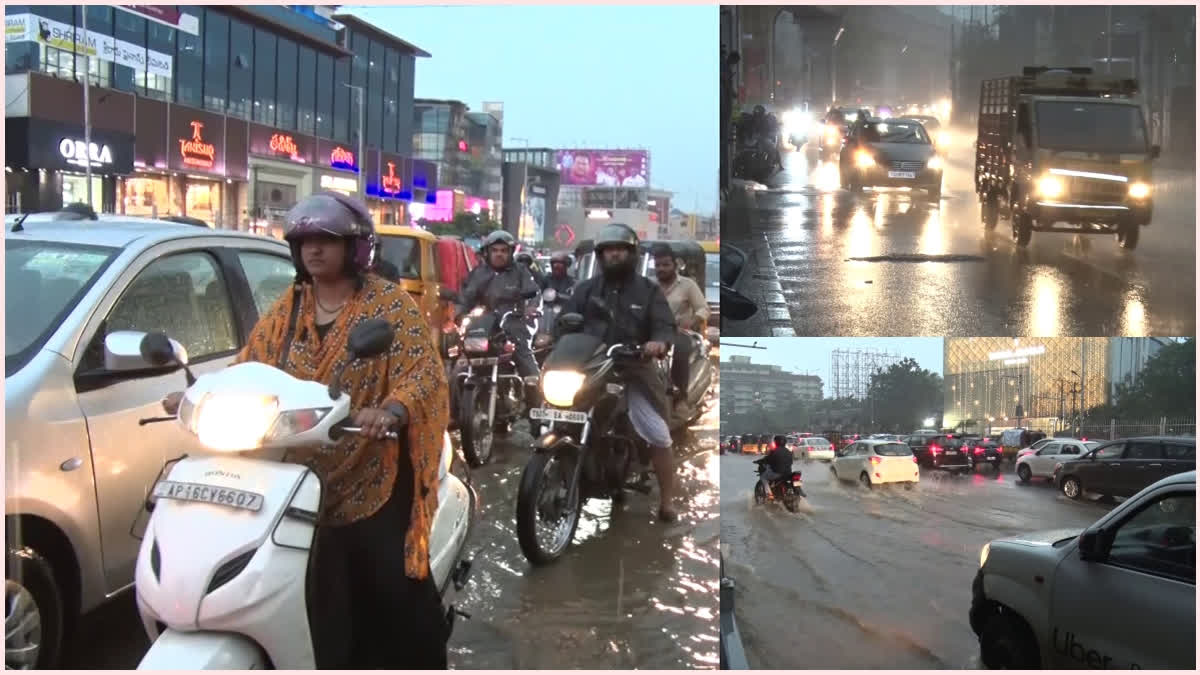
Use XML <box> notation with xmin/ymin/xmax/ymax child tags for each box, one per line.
<box><xmin>253</xmin><ymin>28</ymin><xmax>277</xmax><ymax>125</ymax></box>
<box><xmin>413</xmin><ymin>100</ymin><xmax>470</xmax><ymax>187</ymax></box>
<box><xmin>227</xmin><ymin>19</ymin><xmax>253</xmax><ymax>118</ymax></box>
<box><xmin>944</xmin><ymin>338</ymin><xmax>1112</xmax><ymax>433</ymax></box>
<box><xmin>276</xmin><ymin>38</ymin><xmax>298</xmax><ymax>130</ymax></box>
<box><xmin>202</xmin><ymin>10</ymin><xmax>228</xmax><ymax>114</ymax></box>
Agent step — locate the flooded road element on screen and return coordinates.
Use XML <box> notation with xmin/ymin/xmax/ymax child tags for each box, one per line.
<box><xmin>719</xmin><ymin>453</ymin><xmax>1112</xmax><ymax>669</ymax></box>
<box><xmin>65</xmin><ymin>383</ymin><xmax>721</xmax><ymax>669</ymax></box>
<box><xmin>722</xmin><ymin>131</ymin><xmax>1196</xmax><ymax>337</ymax></box>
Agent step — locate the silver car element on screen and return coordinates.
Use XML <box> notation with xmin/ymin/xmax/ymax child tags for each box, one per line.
<box><xmin>6</xmin><ymin>216</ymin><xmax>295</xmax><ymax>668</ymax></box>
<box><xmin>1015</xmin><ymin>439</ymin><xmax>1101</xmax><ymax>483</ymax></box>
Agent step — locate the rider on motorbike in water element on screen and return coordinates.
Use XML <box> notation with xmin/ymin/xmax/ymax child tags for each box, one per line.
<box><xmin>457</xmin><ymin>230</ymin><xmax>541</xmax><ymax>405</ymax></box>
<box><xmin>564</xmin><ymin>223</ymin><xmax>679</xmax><ymax>522</ymax></box>
<box><xmin>756</xmin><ymin>435</ymin><xmax>794</xmax><ymax>492</ymax></box>
<box><xmin>650</xmin><ymin>243</ymin><xmax>708</xmax><ymax>420</ymax></box>
<box><xmin>540</xmin><ymin>251</ymin><xmax>576</xmax><ymax>296</ymax></box>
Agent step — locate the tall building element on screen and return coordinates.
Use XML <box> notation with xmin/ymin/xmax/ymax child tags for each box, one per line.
<box><xmin>5</xmin><ymin>5</ymin><xmax>434</xmax><ymax>230</ymax></box>
<box><xmin>411</xmin><ymin>98</ymin><xmax>504</xmax><ymax>222</ymax></box>
<box><xmin>944</xmin><ymin>338</ymin><xmax>1174</xmax><ymax>433</ymax></box>
<box><xmin>721</xmin><ymin>355</ymin><xmax>823</xmax><ymax>420</ymax></box>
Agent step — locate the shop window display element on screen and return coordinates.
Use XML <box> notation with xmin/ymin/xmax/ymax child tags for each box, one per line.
<box><xmin>186</xmin><ymin>182</ymin><xmax>221</xmax><ymax>226</ymax></box>
<box><xmin>123</xmin><ymin>177</ymin><xmax>169</xmax><ymax>218</ymax></box>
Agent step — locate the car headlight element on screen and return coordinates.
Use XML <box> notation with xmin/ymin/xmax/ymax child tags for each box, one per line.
<box><xmin>854</xmin><ymin>150</ymin><xmax>876</xmax><ymax>168</ymax></box>
<box><xmin>1037</xmin><ymin>175</ymin><xmax>1064</xmax><ymax>199</ymax></box>
<box><xmin>980</xmin><ymin>543</ymin><xmax>990</xmax><ymax>568</ymax></box>
<box><xmin>936</xmin><ymin>131</ymin><xmax>950</xmax><ymax>147</ymax></box>
<box><xmin>824</xmin><ymin>126</ymin><xmax>840</xmax><ymax>144</ymax></box>
<box><xmin>1128</xmin><ymin>182</ymin><xmax>1151</xmax><ymax>199</ymax></box>
<box><xmin>542</xmin><ymin>370</ymin><xmax>586</xmax><ymax>407</ymax></box>
<box><xmin>193</xmin><ymin>393</ymin><xmax>280</xmax><ymax>451</ymax></box>
<box><xmin>927</xmin><ymin>156</ymin><xmax>944</xmax><ymax>171</ymax></box>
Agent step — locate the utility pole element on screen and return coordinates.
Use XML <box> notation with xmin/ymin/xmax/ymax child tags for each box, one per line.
<box><xmin>81</xmin><ymin>9</ymin><xmax>94</xmax><ymax>210</ymax></box>
<box><xmin>344</xmin><ymin>83</ymin><xmax>366</xmax><ymax>199</ymax></box>
<box><xmin>1106</xmin><ymin>5</ymin><xmax>1114</xmax><ymax>74</ymax></box>
<box><xmin>832</xmin><ymin>26</ymin><xmax>845</xmax><ymax>105</ymax></box>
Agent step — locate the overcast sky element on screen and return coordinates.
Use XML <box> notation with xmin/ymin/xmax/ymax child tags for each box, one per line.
<box><xmin>350</xmin><ymin>4</ymin><xmax>718</xmax><ymax>215</ymax></box>
<box><xmin>722</xmin><ymin>338</ymin><xmax>944</xmax><ymax>397</ymax></box>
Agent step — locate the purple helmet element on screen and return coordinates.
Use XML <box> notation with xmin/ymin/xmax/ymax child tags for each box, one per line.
<box><xmin>282</xmin><ymin>191</ymin><xmax>376</xmax><ymax>281</ymax></box>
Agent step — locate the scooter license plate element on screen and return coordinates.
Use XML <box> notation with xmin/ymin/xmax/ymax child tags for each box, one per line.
<box><xmin>529</xmin><ymin>408</ymin><xmax>589</xmax><ymax>424</ymax></box>
<box><xmin>152</xmin><ymin>480</ymin><xmax>265</xmax><ymax>512</ymax></box>
<box><xmin>792</xmin><ymin>479</ymin><xmax>803</xmax><ymax>487</ymax></box>
<box><xmin>468</xmin><ymin>357</ymin><xmax>499</xmax><ymax>366</ymax></box>
<box><xmin>888</xmin><ymin>171</ymin><xmax>916</xmax><ymax>179</ymax></box>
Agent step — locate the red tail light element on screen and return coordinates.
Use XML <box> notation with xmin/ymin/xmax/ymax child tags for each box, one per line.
<box><xmin>791</xmin><ymin>471</ymin><xmax>803</xmax><ymax>480</ymax></box>
<box><xmin>911</xmin><ymin>456</ymin><xmax>918</xmax><ymax>463</ymax></box>
<box><xmin>930</xmin><ymin>445</ymin><xmax>942</xmax><ymax>455</ymax></box>
<box><xmin>974</xmin><ymin>447</ymin><xmax>984</xmax><ymax>455</ymax></box>
<box><xmin>869</xmin><ymin>456</ymin><xmax>882</xmax><ymax>465</ymax></box>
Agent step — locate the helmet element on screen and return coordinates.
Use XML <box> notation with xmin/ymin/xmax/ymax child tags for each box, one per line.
<box><xmin>594</xmin><ymin>223</ymin><xmax>639</xmax><ymax>252</ymax></box>
<box><xmin>515</xmin><ymin>251</ymin><xmax>534</xmax><ymax>266</ymax></box>
<box><xmin>482</xmin><ymin>230</ymin><xmax>516</xmax><ymax>251</ymax></box>
<box><xmin>772</xmin><ymin>434</ymin><xmax>789</xmax><ymax>449</ymax></box>
<box><xmin>753</xmin><ymin>105</ymin><xmax>766</xmax><ymax>116</ymax></box>
<box><xmin>282</xmin><ymin>191</ymin><xmax>376</xmax><ymax>280</ymax></box>
<box><xmin>550</xmin><ymin>251</ymin><xmax>572</xmax><ymax>266</ymax></box>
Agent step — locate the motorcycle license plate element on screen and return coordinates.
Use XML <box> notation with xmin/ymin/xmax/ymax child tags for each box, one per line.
<box><xmin>153</xmin><ymin>480</ymin><xmax>265</xmax><ymax>512</ymax></box>
<box><xmin>888</xmin><ymin>171</ymin><xmax>916</xmax><ymax>179</ymax></box>
<box><xmin>529</xmin><ymin>408</ymin><xmax>589</xmax><ymax>424</ymax></box>
<box><xmin>468</xmin><ymin>357</ymin><xmax>498</xmax><ymax>366</ymax></box>
<box><xmin>947</xmin><ymin>450</ymin><xmax>959</xmax><ymax>455</ymax></box>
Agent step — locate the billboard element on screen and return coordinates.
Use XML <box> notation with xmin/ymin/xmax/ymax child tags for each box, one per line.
<box><xmin>554</xmin><ymin>149</ymin><xmax>648</xmax><ymax>187</ymax></box>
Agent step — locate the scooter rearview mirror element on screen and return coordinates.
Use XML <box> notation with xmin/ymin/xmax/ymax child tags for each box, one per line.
<box><xmin>346</xmin><ymin>318</ymin><xmax>394</xmax><ymax>360</ymax></box>
<box><xmin>721</xmin><ymin>286</ymin><xmax>759</xmax><ymax>321</ymax></box>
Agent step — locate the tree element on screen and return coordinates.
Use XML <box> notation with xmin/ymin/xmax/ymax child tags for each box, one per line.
<box><xmin>1090</xmin><ymin>339</ymin><xmax>1195</xmax><ymax>420</ymax></box>
<box><xmin>865</xmin><ymin>358</ymin><xmax>944</xmax><ymax>433</ymax></box>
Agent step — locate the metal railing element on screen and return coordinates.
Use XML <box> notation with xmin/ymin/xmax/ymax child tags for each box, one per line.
<box><xmin>1075</xmin><ymin>416</ymin><xmax>1196</xmax><ymax>441</ymax></box>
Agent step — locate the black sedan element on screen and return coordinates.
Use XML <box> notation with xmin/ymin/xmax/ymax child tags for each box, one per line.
<box><xmin>839</xmin><ymin>117</ymin><xmax>944</xmax><ymax>200</ymax></box>
<box><xmin>1054</xmin><ymin>436</ymin><xmax>1196</xmax><ymax>500</ymax></box>
<box><xmin>967</xmin><ymin>439</ymin><xmax>1003</xmax><ymax>473</ymax></box>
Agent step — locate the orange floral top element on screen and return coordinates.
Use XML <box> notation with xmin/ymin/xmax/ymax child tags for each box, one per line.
<box><xmin>236</xmin><ymin>274</ymin><xmax>449</xmax><ymax>580</ymax></box>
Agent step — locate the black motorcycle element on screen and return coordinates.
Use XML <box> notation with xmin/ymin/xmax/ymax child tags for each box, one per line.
<box><xmin>456</xmin><ymin>303</ymin><xmax>539</xmax><ymax>467</ymax></box>
<box><xmin>668</xmin><ymin>329</ymin><xmax>715</xmax><ymax>430</ymax></box>
<box><xmin>516</xmin><ymin>311</ymin><xmax>662</xmax><ymax>565</ymax></box>
<box><xmin>753</xmin><ymin>459</ymin><xmax>806</xmax><ymax>513</ymax></box>
<box><xmin>532</xmin><ymin>286</ymin><xmax>571</xmax><ymax>366</ymax></box>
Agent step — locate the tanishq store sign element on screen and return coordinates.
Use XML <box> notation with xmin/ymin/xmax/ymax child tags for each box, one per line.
<box><xmin>178</xmin><ymin>121</ymin><xmax>216</xmax><ymax>170</ymax></box>
<box><xmin>58</xmin><ymin>138</ymin><xmax>113</xmax><ymax>169</ymax></box>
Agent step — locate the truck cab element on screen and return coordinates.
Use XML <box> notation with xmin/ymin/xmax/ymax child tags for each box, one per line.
<box><xmin>974</xmin><ymin>66</ymin><xmax>1160</xmax><ymax>250</ymax></box>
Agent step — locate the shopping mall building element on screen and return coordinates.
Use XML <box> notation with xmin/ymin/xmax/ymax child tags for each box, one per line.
<box><xmin>943</xmin><ymin>338</ymin><xmax>1170</xmax><ymax>433</ymax></box>
<box><xmin>4</xmin><ymin>5</ymin><xmax>441</xmax><ymax>232</ymax></box>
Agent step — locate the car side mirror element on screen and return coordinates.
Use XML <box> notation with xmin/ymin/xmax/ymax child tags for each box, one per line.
<box><xmin>721</xmin><ymin>286</ymin><xmax>758</xmax><ymax>321</ymax></box>
<box><xmin>1077</xmin><ymin>529</ymin><xmax>1109</xmax><ymax>562</ymax></box>
<box><xmin>438</xmin><ymin>287</ymin><xmax>457</xmax><ymax>302</ymax></box>
<box><xmin>104</xmin><ymin>330</ymin><xmax>189</xmax><ymax>372</ymax></box>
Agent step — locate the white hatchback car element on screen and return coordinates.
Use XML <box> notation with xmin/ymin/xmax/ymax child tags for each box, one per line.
<box><xmin>1015</xmin><ymin>439</ymin><xmax>1100</xmax><ymax>483</ymax></box>
<box><xmin>795</xmin><ymin>436</ymin><xmax>836</xmax><ymax>462</ymax></box>
<box><xmin>831</xmin><ymin>439</ymin><xmax>920</xmax><ymax>489</ymax></box>
<box><xmin>971</xmin><ymin>470</ymin><xmax>1194</xmax><ymax>669</ymax></box>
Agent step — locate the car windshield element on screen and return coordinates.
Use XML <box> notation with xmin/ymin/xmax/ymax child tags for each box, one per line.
<box><xmin>377</xmin><ymin>235</ymin><xmax>422</xmax><ymax>280</ymax></box>
<box><xmin>1083</xmin><ymin>441</ymin><xmax>1101</xmax><ymax>450</ymax></box>
<box><xmin>6</xmin><ymin>239</ymin><xmax>119</xmax><ymax>374</ymax></box>
<box><xmin>863</xmin><ymin>121</ymin><xmax>929</xmax><ymax>144</ymax></box>
<box><xmin>1035</xmin><ymin>101</ymin><xmax>1148</xmax><ymax>154</ymax></box>
<box><xmin>876</xmin><ymin>443</ymin><xmax>912</xmax><ymax>457</ymax></box>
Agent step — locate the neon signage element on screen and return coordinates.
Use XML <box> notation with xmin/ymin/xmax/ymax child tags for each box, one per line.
<box><xmin>381</xmin><ymin>161</ymin><xmax>402</xmax><ymax>196</ymax></box>
<box><xmin>58</xmin><ymin>138</ymin><xmax>113</xmax><ymax>168</ymax></box>
<box><xmin>179</xmin><ymin>121</ymin><xmax>215</xmax><ymax>170</ymax></box>
<box><xmin>330</xmin><ymin>146</ymin><xmax>356</xmax><ymax>171</ymax></box>
<box><xmin>268</xmin><ymin>133</ymin><xmax>302</xmax><ymax>161</ymax></box>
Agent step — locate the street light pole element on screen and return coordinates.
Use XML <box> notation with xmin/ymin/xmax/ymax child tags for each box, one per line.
<box><xmin>832</xmin><ymin>26</ymin><xmax>845</xmax><ymax>105</ymax></box>
<box><xmin>81</xmin><ymin>9</ymin><xmax>94</xmax><ymax>210</ymax></box>
<box><xmin>344</xmin><ymin>83</ymin><xmax>365</xmax><ymax>199</ymax></box>
<box><xmin>1105</xmin><ymin>5</ymin><xmax>1114</xmax><ymax>74</ymax></box>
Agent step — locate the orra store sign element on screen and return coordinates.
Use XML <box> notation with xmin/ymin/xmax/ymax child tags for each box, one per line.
<box><xmin>58</xmin><ymin>138</ymin><xmax>113</xmax><ymax>169</ymax></box>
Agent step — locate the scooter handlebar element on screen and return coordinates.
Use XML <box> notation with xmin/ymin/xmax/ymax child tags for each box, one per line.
<box><xmin>337</xmin><ymin>426</ymin><xmax>401</xmax><ymax>440</ymax></box>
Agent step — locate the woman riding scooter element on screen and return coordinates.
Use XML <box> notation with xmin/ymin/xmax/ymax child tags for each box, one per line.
<box><xmin>163</xmin><ymin>191</ymin><xmax>451</xmax><ymax>669</ymax></box>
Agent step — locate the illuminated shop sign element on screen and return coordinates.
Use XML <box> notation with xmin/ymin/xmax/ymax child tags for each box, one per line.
<box><xmin>988</xmin><ymin>345</ymin><xmax>1045</xmax><ymax>361</ymax></box>
<box><xmin>330</xmin><ymin>146</ymin><xmax>357</xmax><ymax>172</ymax></box>
<box><xmin>381</xmin><ymin>161</ymin><xmax>403</xmax><ymax>196</ymax></box>
<box><xmin>320</xmin><ymin>174</ymin><xmax>358</xmax><ymax>194</ymax></box>
<box><xmin>58</xmin><ymin>138</ymin><xmax>113</xmax><ymax>168</ymax></box>
<box><xmin>179</xmin><ymin>121</ymin><xmax>216</xmax><ymax>170</ymax></box>
<box><xmin>268</xmin><ymin>133</ymin><xmax>303</xmax><ymax>162</ymax></box>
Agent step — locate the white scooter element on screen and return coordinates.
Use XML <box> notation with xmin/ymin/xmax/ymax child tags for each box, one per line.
<box><xmin>104</xmin><ymin>319</ymin><xmax>476</xmax><ymax>669</ymax></box>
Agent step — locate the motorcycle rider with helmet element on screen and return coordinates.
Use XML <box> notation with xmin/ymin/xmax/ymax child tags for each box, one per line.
<box><xmin>540</xmin><ymin>251</ymin><xmax>576</xmax><ymax>296</ymax></box>
<box><xmin>456</xmin><ymin>230</ymin><xmax>542</xmax><ymax>402</ymax></box>
<box><xmin>515</xmin><ymin>249</ymin><xmax>546</xmax><ymax>289</ymax></box>
<box><xmin>755</xmin><ymin>435</ymin><xmax>794</xmax><ymax>493</ymax></box>
<box><xmin>563</xmin><ymin>223</ymin><xmax>679</xmax><ymax>522</ymax></box>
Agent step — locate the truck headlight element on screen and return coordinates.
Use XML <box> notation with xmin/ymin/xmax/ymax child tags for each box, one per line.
<box><xmin>542</xmin><ymin>370</ymin><xmax>585</xmax><ymax>407</ymax></box>
<box><xmin>855</xmin><ymin>150</ymin><xmax>876</xmax><ymax>168</ymax></box>
<box><xmin>980</xmin><ymin>543</ymin><xmax>990</xmax><ymax>568</ymax></box>
<box><xmin>1128</xmin><ymin>182</ymin><xmax>1151</xmax><ymax>199</ymax></box>
<box><xmin>1037</xmin><ymin>175</ymin><xmax>1064</xmax><ymax>199</ymax></box>
<box><xmin>926</xmin><ymin>156</ymin><xmax>944</xmax><ymax>171</ymax></box>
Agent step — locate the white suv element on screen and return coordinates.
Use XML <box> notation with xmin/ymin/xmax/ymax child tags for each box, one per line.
<box><xmin>970</xmin><ymin>471</ymin><xmax>1195</xmax><ymax>669</ymax></box>
<box><xmin>794</xmin><ymin>437</ymin><xmax>835</xmax><ymax>462</ymax></box>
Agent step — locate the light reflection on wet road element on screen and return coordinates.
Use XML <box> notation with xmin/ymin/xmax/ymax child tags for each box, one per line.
<box><xmin>723</xmin><ymin>131</ymin><xmax>1195</xmax><ymax>337</ymax></box>
<box><xmin>65</xmin><ymin>382</ymin><xmax>721</xmax><ymax>669</ymax></box>
<box><xmin>719</xmin><ymin>453</ymin><xmax>1112</xmax><ymax>669</ymax></box>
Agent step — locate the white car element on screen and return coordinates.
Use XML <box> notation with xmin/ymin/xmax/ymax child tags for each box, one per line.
<box><xmin>970</xmin><ymin>471</ymin><xmax>1195</xmax><ymax>669</ymax></box>
<box><xmin>1015</xmin><ymin>439</ymin><xmax>1101</xmax><ymax>483</ymax></box>
<box><xmin>795</xmin><ymin>437</ymin><xmax>835</xmax><ymax>462</ymax></box>
<box><xmin>830</xmin><ymin>439</ymin><xmax>919</xmax><ymax>489</ymax></box>
<box><xmin>1015</xmin><ymin>437</ymin><xmax>1061</xmax><ymax>461</ymax></box>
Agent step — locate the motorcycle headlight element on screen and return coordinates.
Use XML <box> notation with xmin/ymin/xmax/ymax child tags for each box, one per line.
<box><xmin>542</xmin><ymin>370</ymin><xmax>586</xmax><ymax>407</ymax></box>
<box><xmin>926</xmin><ymin>156</ymin><xmax>944</xmax><ymax>171</ymax></box>
<box><xmin>854</xmin><ymin>150</ymin><xmax>876</xmax><ymax>168</ymax></box>
<box><xmin>193</xmin><ymin>393</ymin><xmax>280</xmax><ymax>451</ymax></box>
<box><xmin>1128</xmin><ymin>182</ymin><xmax>1151</xmax><ymax>199</ymax></box>
<box><xmin>936</xmin><ymin>131</ymin><xmax>950</xmax><ymax>147</ymax></box>
<box><xmin>1037</xmin><ymin>175</ymin><xmax>1064</xmax><ymax>199</ymax></box>
<box><xmin>824</xmin><ymin>126</ymin><xmax>839</xmax><ymax>143</ymax></box>
<box><xmin>979</xmin><ymin>543</ymin><xmax>990</xmax><ymax>568</ymax></box>
<box><xmin>463</xmin><ymin>336</ymin><xmax>489</xmax><ymax>354</ymax></box>
<box><xmin>265</xmin><ymin>407</ymin><xmax>333</xmax><ymax>442</ymax></box>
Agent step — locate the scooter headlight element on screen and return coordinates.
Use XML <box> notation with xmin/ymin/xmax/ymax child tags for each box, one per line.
<box><xmin>265</xmin><ymin>407</ymin><xmax>333</xmax><ymax>442</ymax></box>
<box><xmin>193</xmin><ymin>393</ymin><xmax>280</xmax><ymax>451</ymax></box>
<box><xmin>542</xmin><ymin>370</ymin><xmax>586</xmax><ymax>407</ymax></box>
<box><xmin>1037</xmin><ymin>175</ymin><xmax>1064</xmax><ymax>199</ymax></box>
<box><xmin>1128</xmin><ymin>181</ymin><xmax>1151</xmax><ymax>199</ymax></box>
<box><xmin>979</xmin><ymin>542</ymin><xmax>990</xmax><ymax>568</ymax></box>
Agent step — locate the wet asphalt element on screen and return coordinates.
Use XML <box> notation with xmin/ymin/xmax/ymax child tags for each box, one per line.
<box><xmin>719</xmin><ymin>452</ymin><xmax>1114</xmax><ymax>669</ymax></box>
<box><xmin>721</xmin><ymin>130</ymin><xmax>1196</xmax><ymax>337</ymax></box>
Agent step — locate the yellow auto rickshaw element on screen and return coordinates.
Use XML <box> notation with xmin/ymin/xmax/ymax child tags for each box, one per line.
<box><xmin>375</xmin><ymin>225</ymin><xmax>457</xmax><ymax>347</ymax></box>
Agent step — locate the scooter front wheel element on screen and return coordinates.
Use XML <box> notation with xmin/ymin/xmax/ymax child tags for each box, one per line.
<box><xmin>516</xmin><ymin>451</ymin><xmax>582</xmax><ymax>565</ymax></box>
<box><xmin>460</xmin><ymin>387</ymin><xmax>494</xmax><ymax>467</ymax></box>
